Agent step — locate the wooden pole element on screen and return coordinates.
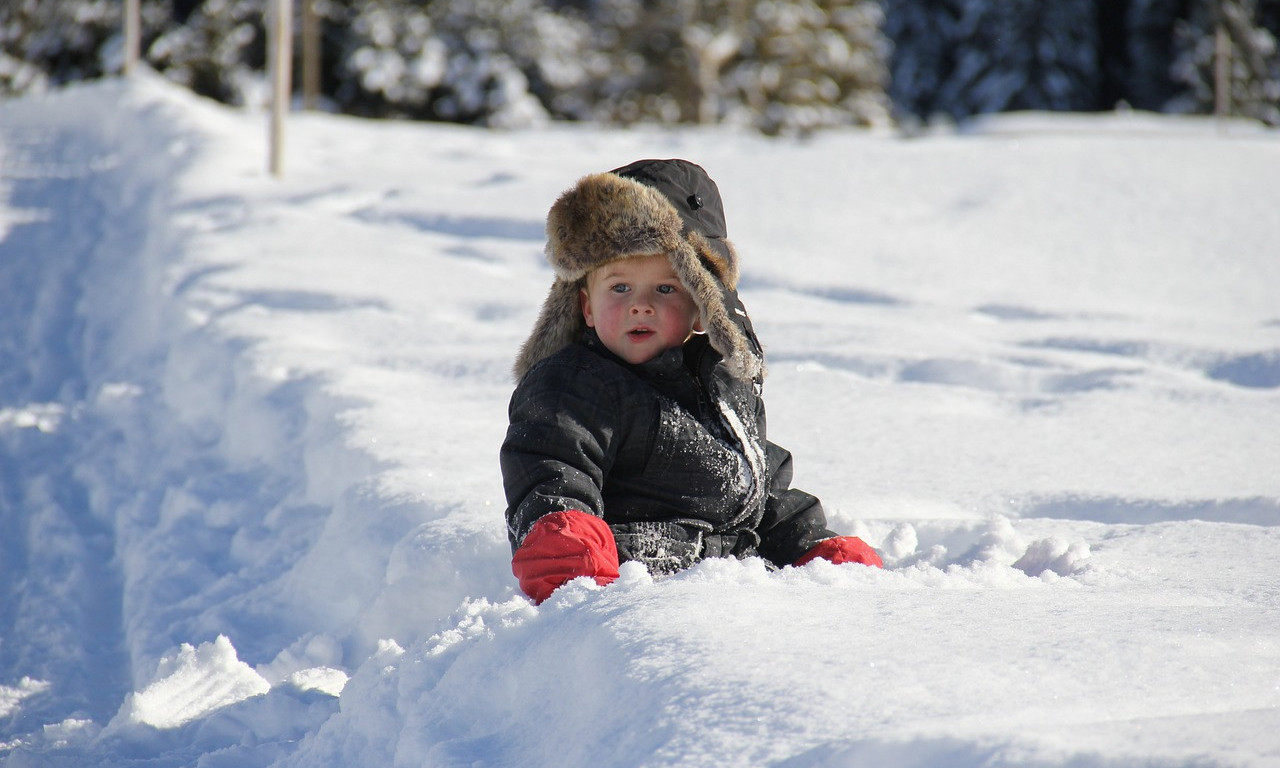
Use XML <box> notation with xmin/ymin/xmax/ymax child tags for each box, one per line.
<box><xmin>123</xmin><ymin>0</ymin><xmax>141</xmax><ymax>75</ymax></box>
<box><xmin>302</xmin><ymin>0</ymin><xmax>321</xmax><ymax>110</ymax></box>
<box><xmin>268</xmin><ymin>0</ymin><xmax>293</xmax><ymax>177</ymax></box>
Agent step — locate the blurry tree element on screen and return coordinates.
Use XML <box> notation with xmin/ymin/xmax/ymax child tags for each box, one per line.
<box><xmin>148</xmin><ymin>0</ymin><xmax>268</xmax><ymax>106</ymax></box>
<box><xmin>729</xmin><ymin>0</ymin><xmax>892</xmax><ymax>132</ymax></box>
<box><xmin>882</xmin><ymin>0</ymin><xmax>962</xmax><ymax>121</ymax></box>
<box><xmin>885</xmin><ymin>0</ymin><xmax>1102</xmax><ymax>120</ymax></box>
<box><xmin>1162</xmin><ymin>0</ymin><xmax>1280</xmax><ymax>123</ymax></box>
<box><xmin>334</xmin><ymin>0</ymin><xmax>587</xmax><ymax>126</ymax></box>
<box><xmin>0</xmin><ymin>0</ymin><xmax>166</xmax><ymax>97</ymax></box>
<box><xmin>885</xmin><ymin>0</ymin><xmax>1277</xmax><ymax>124</ymax></box>
<box><xmin>1095</xmin><ymin>0</ymin><xmax>1134</xmax><ymax>109</ymax></box>
<box><xmin>1125</xmin><ymin>0</ymin><xmax>1186</xmax><ymax>110</ymax></box>
<box><xmin>1</xmin><ymin>0</ymin><xmax>1274</xmax><ymax>128</ymax></box>
<box><xmin>566</xmin><ymin>0</ymin><xmax>891</xmax><ymax>133</ymax></box>
<box><xmin>954</xmin><ymin>0</ymin><xmax>1100</xmax><ymax>114</ymax></box>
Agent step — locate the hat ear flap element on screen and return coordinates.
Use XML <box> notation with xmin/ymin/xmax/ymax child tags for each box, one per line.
<box><xmin>669</xmin><ymin>244</ymin><xmax>763</xmax><ymax>382</ymax></box>
<box><xmin>688</xmin><ymin>231</ymin><xmax>739</xmax><ymax>291</ymax></box>
<box><xmin>514</xmin><ymin>279</ymin><xmax>586</xmax><ymax>381</ymax></box>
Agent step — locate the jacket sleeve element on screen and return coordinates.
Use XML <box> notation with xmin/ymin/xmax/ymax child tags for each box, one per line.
<box><xmin>500</xmin><ymin>359</ymin><xmax>619</xmax><ymax>552</ymax></box>
<box><xmin>754</xmin><ymin>441</ymin><xmax>842</xmax><ymax>568</ymax></box>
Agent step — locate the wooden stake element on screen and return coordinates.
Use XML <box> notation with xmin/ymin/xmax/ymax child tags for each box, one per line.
<box><xmin>302</xmin><ymin>0</ymin><xmax>321</xmax><ymax>110</ymax></box>
<box><xmin>269</xmin><ymin>0</ymin><xmax>293</xmax><ymax>177</ymax></box>
<box><xmin>124</xmin><ymin>0</ymin><xmax>141</xmax><ymax>75</ymax></box>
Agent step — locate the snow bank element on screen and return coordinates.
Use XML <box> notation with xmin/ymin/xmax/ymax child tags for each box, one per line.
<box><xmin>1</xmin><ymin>73</ymin><xmax>1278</xmax><ymax>767</ymax></box>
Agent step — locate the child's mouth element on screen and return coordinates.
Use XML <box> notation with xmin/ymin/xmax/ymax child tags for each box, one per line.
<box><xmin>628</xmin><ymin>328</ymin><xmax>654</xmax><ymax>338</ymax></box>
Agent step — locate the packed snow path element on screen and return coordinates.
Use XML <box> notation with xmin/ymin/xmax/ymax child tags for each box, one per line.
<box><xmin>2</xmin><ymin>74</ymin><xmax>1279</xmax><ymax>767</ymax></box>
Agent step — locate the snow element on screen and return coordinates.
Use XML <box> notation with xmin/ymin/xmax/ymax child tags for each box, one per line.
<box><xmin>112</xmin><ymin>635</ymin><xmax>271</xmax><ymax>730</ymax></box>
<box><xmin>1</xmin><ymin>71</ymin><xmax>1278</xmax><ymax>767</ymax></box>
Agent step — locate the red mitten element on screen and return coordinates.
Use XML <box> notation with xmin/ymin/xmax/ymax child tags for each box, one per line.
<box><xmin>795</xmin><ymin>536</ymin><xmax>884</xmax><ymax>568</ymax></box>
<box><xmin>512</xmin><ymin>510</ymin><xmax>620</xmax><ymax>603</ymax></box>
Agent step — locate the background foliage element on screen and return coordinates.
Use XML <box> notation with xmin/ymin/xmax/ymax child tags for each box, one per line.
<box><xmin>2</xmin><ymin>0</ymin><xmax>1277</xmax><ymax>129</ymax></box>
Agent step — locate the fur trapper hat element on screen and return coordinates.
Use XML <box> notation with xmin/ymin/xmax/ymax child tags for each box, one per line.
<box><xmin>513</xmin><ymin>158</ymin><xmax>763</xmax><ymax>382</ymax></box>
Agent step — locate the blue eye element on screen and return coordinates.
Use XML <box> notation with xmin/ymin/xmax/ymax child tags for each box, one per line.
<box><xmin>610</xmin><ymin>283</ymin><xmax>630</xmax><ymax>294</ymax></box>
<box><xmin>657</xmin><ymin>284</ymin><xmax>676</xmax><ymax>294</ymax></box>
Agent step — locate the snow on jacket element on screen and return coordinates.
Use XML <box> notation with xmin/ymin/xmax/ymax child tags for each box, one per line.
<box><xmin>501</xmin><ymin>329</ymin><xmax>840</xmax><ymax>575</ymax></box>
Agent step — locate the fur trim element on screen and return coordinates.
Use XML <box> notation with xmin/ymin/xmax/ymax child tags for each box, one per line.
<box><xmin>544</xmin><ymin>173</ymin><xmax>689</xmax><ymax>280</ymax></box>
<box><xmin>513</xmin><ymin>278</ymin><xmax>584</xmax><ymax>382</ymax></box>
<box><xmin>513</xmin><ymin>167</ymin><xmax>761</xmax><ymax>381</ymax></box>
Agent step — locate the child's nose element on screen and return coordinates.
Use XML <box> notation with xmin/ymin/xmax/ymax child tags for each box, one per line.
<box><xmin>630</xmin><ymin>296</ymin><xmax>654</xmax><ymax>314</ymax></box>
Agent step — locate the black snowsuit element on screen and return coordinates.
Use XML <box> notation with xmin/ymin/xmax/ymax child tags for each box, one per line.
<box><xmin>501</xmin><ymin>329</ymin><xmax>840</xmax><ymax>575</ymax></box>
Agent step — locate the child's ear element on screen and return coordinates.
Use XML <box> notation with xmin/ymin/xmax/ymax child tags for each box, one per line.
<box><xmin>692</xmin><ymin>315</ymin><xmax>705</xmax><ymax>334</ymax></box>
<box><xmin>580</xmin><ymin>287</ymin><xmax>595</xmax><ymax>328</ymax></box>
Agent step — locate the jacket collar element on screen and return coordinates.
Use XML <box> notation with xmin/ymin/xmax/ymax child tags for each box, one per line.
<box><xmin>581</xmin><ymin>329</ymin><xmax>704</xmax><ymax>382</ymax></box>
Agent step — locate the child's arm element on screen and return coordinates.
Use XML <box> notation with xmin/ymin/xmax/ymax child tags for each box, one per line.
<box><xmin>755</xmin><ymin>442</ymin><xmax>882</xmax><ymax>568</ymax></box>
<box><xmin>753</xmin><ymin>442</ymin><xmax>836</xmax><ymax>565</ymax></box>
<box><xmin>501</xmin><ymin>372</ymin><xmax>612</xmax><ymax>542</ymax></box>
<box><xmin>501</xmin><ymin>360</ymin><xmax>623</xmax><ymax>600</ymax></box>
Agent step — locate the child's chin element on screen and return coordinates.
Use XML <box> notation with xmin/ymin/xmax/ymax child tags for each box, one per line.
<box><xmin>621</xmin><ymin>345</ymin><xmax>660</xmax><ymax>364</ymax></box>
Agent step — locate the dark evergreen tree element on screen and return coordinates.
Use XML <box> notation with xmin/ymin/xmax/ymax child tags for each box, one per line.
<box><xmin>882</xmin><ymin>0</ymin><xmax>964</xmax><ymax>121</ymax></box>
<box><xmin>1126</xmin><ymin>0</ymin><xmax>1189</xmax><ymax>110</ymax></box>
<box><xmin>885</xmin><ymin>0</ymin><xmax>1115</xmax><ymax>121</ymax></box>
<box><xmin>1096</xmin><ymin>0</ymin><xmax>1135</xmax><ymax>108</ymax></box>
<box><xmin>934</xmin><ymin>0</ymin><xmax>1100</xmax><ymax>117</ymax></box>
<box><xmin>1261</xmin><ymin>0</ymin><xmax>1280</xmax><ymax>31</ymax></box>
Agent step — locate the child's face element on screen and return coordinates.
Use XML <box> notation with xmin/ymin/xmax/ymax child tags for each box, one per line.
<box><xmin>580</xmin><ymin>253</ymin><xmax>703</xmax><ymax>366</ymax></box>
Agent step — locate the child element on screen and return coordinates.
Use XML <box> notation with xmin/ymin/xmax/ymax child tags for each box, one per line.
<box><xmin>501</xmin><ymin>159</ymin><xmax>881</xmax><ymax>604</ymax></box>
